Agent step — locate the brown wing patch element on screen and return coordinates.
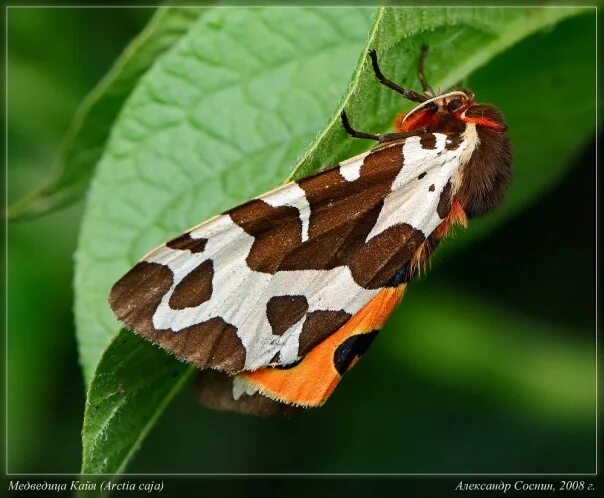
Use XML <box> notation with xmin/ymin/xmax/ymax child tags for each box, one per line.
<box><xmin>299</xmin><ymin>309</ymin><xmax>352</xmax><ymax>355</ymax></box>
<box><xmin>109</xmin><ymin>262</ymin><xmax>173</xmax><ymax>333</ymax></box>
<box><xmin>299</xmin><ymin>144</ymin><xmax>404</xmax><ymax>246</ymax></box>
<box><xmin>419</xmin><ymin>132</ymin><xmax>437</xmax><ymax>149</ymax></box>
<box><xmin>166</xmin><ymin>233</ymin><xmax>207</xmax><ymax>253</ymax></box>
<box><xmin>155</xmin><ymin>318</ymin><xmax>245</xmax><ymax>372</ymax></box>
<box><xmin>229</xmin><ymin>200</ymin><xmax>302</xmax><ymax>273</ymax></box>
<box><xmin>445</xmin><ymin>134</ymin><xmax>464</xmax><ymax>151</ymax></box>
<box><xmin>168</xmin><ymin>260</ymin><xmax>214</xmax><ymax>310</ymax></box>
<box><xmin>266</xmin><ymin>295</ymin><xmax>309</xmax><ymax>336</ymax></box>
<box><xmin>279</xmin><ymin>202</ymin><xmax>383</xmax><ymax>273</ymax></box>
<box><xmin>348</xmin><ymin>223</ymin><xmax>425</xmax><ymax>288</ymax></box>
<box><xmin>437</xmin><ymin>181</ymin><xmax>452</xmax><ymax>218</ymax></box>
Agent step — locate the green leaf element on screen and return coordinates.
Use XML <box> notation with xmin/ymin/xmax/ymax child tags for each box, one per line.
<box><xmin>78</xmin><ymin>7</ymin><xmax>591</xmax><ymax>475</ymax></box>
<box><xmin>76</xmin><ymin>5</ymin><xmax>376</xmax><ymax>385</ymax></box>
<box><xmin>81</xmin><ymin>332</ymin><xmax>191</xmax><ymax>476</ymax></box>
<box><xmin>79</xmin><ymin>6</ymin><xmax>376</xmax><ymax>475</ymax></box>
<box><xmin>7</xmin><ymin>7</ymin><xmax>203</xmax><ymax>222</ymax></box>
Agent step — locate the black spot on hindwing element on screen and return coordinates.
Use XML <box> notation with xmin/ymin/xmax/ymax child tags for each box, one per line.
<box><xmin>333</xmin><ymin>330</ymin><xmax>379</xmax><ymax>375</ymax></box>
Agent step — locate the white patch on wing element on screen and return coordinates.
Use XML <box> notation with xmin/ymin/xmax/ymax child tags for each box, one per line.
<box><xmin>366</xmin><ymin>127</ymin><xmax>478</xmax><ymax>241</ymax></box>
<box><xmin>145</xmin><ymin>214</ymin><xmax>379</xmax><ymax>370</ymax></box>
<box><xmin>232</xmin><ymin>375</ymin><xmax>259</xmax><ymax>400</ymax></box>
<box><xmin>338</xmin><ymin>150</ymin><xmax>370</xmax><ymax>181</ymax></box>
<box><xmin>275</xmin><ymin>315</ymin><xmax>307</xmax><ymax>365</ymax></box>
<box><xmin>456</xmin><ymin>123</ymin><xmax>479</xmax><ymax>189</ymax></box>
<box><xmin>262</xmin><ymin>183</ymin><xmax>311</xmax><ymax>242</ymax></box>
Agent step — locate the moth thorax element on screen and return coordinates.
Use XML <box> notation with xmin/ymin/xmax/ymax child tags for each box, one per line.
<box><xmin>457</xmin><ymin>105</ymin><xmax>512</xmax><ymax>218</ymax></box>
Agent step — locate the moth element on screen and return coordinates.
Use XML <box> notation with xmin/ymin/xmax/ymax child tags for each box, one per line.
<box><xmin>109</xmin><ymin>47</ymin><xmax>512</xmax><ymax>416</ymax></box>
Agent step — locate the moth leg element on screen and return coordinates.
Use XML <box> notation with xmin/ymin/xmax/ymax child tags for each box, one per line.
<box><xmin>368</xmin><ymin>49</ymin><xmax>427</xmax><ymax>103</ymax></box>
<box><xmin>340</xmin><ymin>111</ymin><xmax>380</xmax><ymax>140</ymax></box>
<box><xmin>417</xmin><ymin>44</ymin><xmax>435</xmax><ymax>97</ymax></box>
<box><xmin>341</xmin><ymin>111</ymin><xmax>424</xmax><ymax>143</ymax></box>
<box><xmin>377</xmin><ymin>130</ymin><xmax>427</xmax><ymax>143</ymax></box>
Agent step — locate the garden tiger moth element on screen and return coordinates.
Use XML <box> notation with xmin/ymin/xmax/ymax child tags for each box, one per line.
<box><xmin>109</xmin><ymin>46</ymin><xmax>512</xmax><ymax>415</ymax></box>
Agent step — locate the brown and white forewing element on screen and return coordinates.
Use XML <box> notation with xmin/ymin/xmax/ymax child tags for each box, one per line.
<box><xmin>109</xmin><ymin>126</ymin><xmax>477</xmax><ymax>374</ymax></box>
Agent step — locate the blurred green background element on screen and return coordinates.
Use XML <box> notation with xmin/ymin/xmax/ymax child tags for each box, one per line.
<box><xmin>6</xmin><ymin>7</ymin><xmax>596</xmax><ymax>477</ymax></box>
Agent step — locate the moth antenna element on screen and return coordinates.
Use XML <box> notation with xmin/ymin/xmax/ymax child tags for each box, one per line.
<box><xmin>368</xmin><ymin>49</ymin><xmax>427</xmax><ymax>103</ymax></box>
<box><xmin>401</xmin><ymin>91</ymin><xmax>469</xmax><ymax>124</ymax></box>
<box><xmin>417</xmin><ymin>44</ymin><xmax>435</xmax><ymax>97</ymax></box>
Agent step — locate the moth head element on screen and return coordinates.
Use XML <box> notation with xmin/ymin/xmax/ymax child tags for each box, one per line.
<box><xmin>402</xmin><ymin>90</ymin><xmax>472</xmax><ymax>126</ymax></box>
<box><xmin>443</xmin><ymin>88</ymin><xmax>474</xmax><ymax>113</ymax></box>
<box><xmin>400</xmin><ymin>90</ymin><xmax>512</xmax><ymax>218</ymax></box>
<box><xmin>441</xmin><ymin>92</ymin><xmax>507</xmax><ymax>133</ymax></box>
<box><xmin>404</xmin><ymin>91</ymin><xmax>508</xmax><ymax>134</ymax></box>
<box><xmin>457</xmin><ymin>102</ymin><xmax>508</xmax><ymax>132</ymax></box>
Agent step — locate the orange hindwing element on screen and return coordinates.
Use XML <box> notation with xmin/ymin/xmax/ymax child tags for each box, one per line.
<box><xmin>235</xmin><ymin>284</ymin><xmax>406</xmax><ymax>407</ymax></box>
